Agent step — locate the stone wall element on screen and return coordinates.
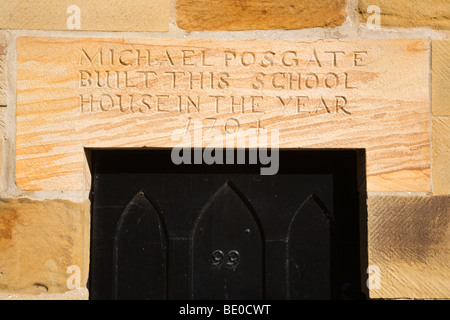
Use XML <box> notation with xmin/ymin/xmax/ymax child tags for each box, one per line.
<box><xmin>0</xmin><ymin>0</ymin><xmax>448</xmax><ymax>300</ymax></box>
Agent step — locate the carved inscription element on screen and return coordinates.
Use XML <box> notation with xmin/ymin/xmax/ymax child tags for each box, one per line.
<box><xmin>16</xmin><ymin>38</ymin><xmax>431</xmax><ymax>192</ymax></box>
<box><xmin>77</xmin><ymin>46</ymin><xmax>367</xmax><ymax>132</ymax></box>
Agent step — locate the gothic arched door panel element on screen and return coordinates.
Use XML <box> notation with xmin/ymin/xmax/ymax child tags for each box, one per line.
<box><xmin>113</xmin><ymin>192</ymin><xmax>168</xmax><ymax>300</ymax></box>
<box><xmin>287</xmin><ymin>195</ymin><xmax>335</xmax><ymax>300</ymax></box>
<box><xmin>191</xmin><ymin>183</ymin><xmax>264</xmax><ymax>300</ymax></box>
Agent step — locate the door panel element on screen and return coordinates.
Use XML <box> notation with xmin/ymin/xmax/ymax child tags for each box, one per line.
<box><xmin>287</xmin><ymin>195</ymin><xmax>334</xmax><ymax>300</ymax></box>
<box><xmin>191</xmin><ymin>183</ymin><xmax>263</xmax><ymax>300</ymax></box>
<box><xmin>113</xmin><ymin>192</ymin><xmax>167</xmax><ymax>300</ymax></box>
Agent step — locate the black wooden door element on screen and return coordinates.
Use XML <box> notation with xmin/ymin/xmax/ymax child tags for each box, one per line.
<box><xmin>89</xmin><ymin>150</ymin><xmax>365</xmax><ymax>300</ymax></box>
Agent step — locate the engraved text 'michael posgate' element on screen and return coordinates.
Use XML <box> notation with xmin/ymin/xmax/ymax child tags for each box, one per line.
<box><xmin>77</xmin><ymin>47</ymin><xmax>369</xmax><ymax>118</ymax></box>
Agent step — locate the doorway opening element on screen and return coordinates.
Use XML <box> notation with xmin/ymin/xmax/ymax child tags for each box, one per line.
<box><xmin>88</xmin><ymin>149</ymin><xmax>367</xmax><ymax>300</ymax></box>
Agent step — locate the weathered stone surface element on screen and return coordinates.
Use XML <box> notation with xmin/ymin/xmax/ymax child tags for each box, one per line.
<box><xmin>16</xmin><ymin>37</ymin><xmax>430</xmax><ymax>192</ymax></box>
<box><xmin>358</xmin><ymin>0</ymin><xmax>450</xmax><ymax>30</ymax></box>
<box><xmin>0</xmin><ymin>0</ymin><xmax>169</xmax><ymax>32</ymax></box>
<box><xmin>0</xmin><ymin>198</ymin><xmax>90</xmax><ymax>295</ymax></box>
<box><xmin>0</xmin><ymin>107</ymin><xmax>5</xmax><ymax>181</ymax></box>
<box><xmin>0</xmin><ymin>288</ymin><xmax>88</xmax><ymax>300</ymax></box>
<box><xmin>433</xmin><ymin>118</ymin><xmax>450</xmax><ymax>195</ymax></box>
<box><xmin>367</xmin><ymin>195</ymin><xmax>450</xmax><ymax>299</ymax></box>
<box><xmin>0</xmin><ymin>32</ymin><xmax>6</xmax><ymax>107</ymax></box>
<box><xmin>177</xmin><ymin>0</ymin><xmax>347</xmax><ymax>31</ymax></box>
<box><xmin>432</xmin><ymin>41</ymin><xmax>450</xmax><ymax>116</ymax></box>
<box><xmin>0</xmin><ymin>32</ymin><xmax>6</xmax><ymax>185</ymax></box>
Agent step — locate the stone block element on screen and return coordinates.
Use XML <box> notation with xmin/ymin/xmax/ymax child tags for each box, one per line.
<box><xmin>367</xmin><ymin>195</ymin><xmax>450</xmax><ymax>299</ymax></box>
<box><xmin>15</xmin><ymin>38</ymin><xmax>431</xmax><ymax>192</ymax></box>
<box><xmin>0</xmin><ymin>198</ymin><xmax>90</xmax><ymax>295</ymax></box>
<box><xmin>0</xmin><ymin>0</ymin><xmax>169</xmax><ymax>32</ymax></box>
<box><xmin>177</xmin><ymin>0</ymin><xmax>347</xmax><ymax>31</ymax></box>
